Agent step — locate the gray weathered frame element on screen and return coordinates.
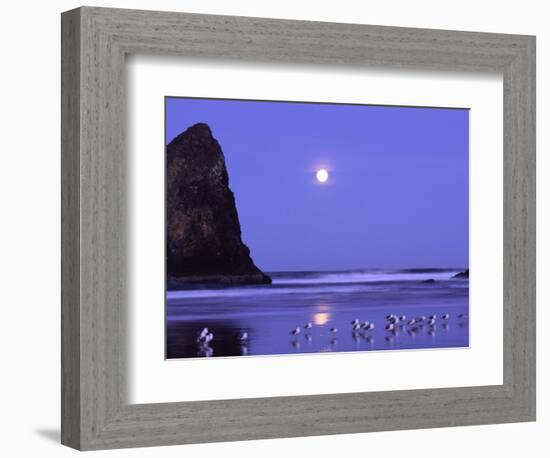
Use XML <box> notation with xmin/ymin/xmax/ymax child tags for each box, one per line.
<box><xmin>61</xmin><ymin>6</ymin><xmax>536</xmax><ymax>451</ymax></box>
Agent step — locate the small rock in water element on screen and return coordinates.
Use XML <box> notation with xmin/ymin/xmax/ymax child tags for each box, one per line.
<box><xmin>452</xmin><ymin>269</ymin><xmax>469</xmax><ymax>279</ymax></box>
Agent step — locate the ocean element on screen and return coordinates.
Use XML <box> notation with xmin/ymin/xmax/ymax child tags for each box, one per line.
<box><xmin>166</xmin><ymin>268</ymin><xmax>469</xmax><ymax>359</ymax></box>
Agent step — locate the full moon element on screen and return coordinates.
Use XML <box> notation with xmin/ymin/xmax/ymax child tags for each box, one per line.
<box><xmin>316</xmin><ymin>169</ymin><xmax>329</xmax><ymax>183</ymax></box>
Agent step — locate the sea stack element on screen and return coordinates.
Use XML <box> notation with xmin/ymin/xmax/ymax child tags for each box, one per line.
<box><xmin>166</xmin><ymin>123</ymin><xmax>271</xmax><ymax>287</ymax></box>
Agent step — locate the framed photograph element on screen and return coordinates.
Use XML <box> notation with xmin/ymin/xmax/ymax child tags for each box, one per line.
<box><xmin>61</xmin><ymin>6</ymin><xmax>535</xmax><ymax>450</ymax></box>
<box><xmin>164</xmin><ymin>97</ymin><xmax>470</xmax><ymax>360</ymax></box>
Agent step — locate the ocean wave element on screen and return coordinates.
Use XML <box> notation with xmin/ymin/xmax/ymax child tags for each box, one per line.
<box><xmin>167</xmin><ymin>284</ymin><xmax>370</xmax><ymax>300</ymax></box>
<box><xmin>270</xmin><ymin>270</ymin><xmax>461</xmax><ymax>286</ymax></box>
<box><xmin>166</xmin><ymin>269</ymin><xmax>465</xmax><ymax>300</ymax></box>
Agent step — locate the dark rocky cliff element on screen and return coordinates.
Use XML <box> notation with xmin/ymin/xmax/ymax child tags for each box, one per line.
<box><xmin>166</xmin><ymin>123</ymin><xmax>271</xmax><ymax>286</ymax></box>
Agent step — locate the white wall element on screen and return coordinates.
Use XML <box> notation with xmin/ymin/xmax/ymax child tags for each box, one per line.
<box><xmin>0</xmin><ymin>0</ymin><xmax>545</xmax><ymax>456</ymax></box>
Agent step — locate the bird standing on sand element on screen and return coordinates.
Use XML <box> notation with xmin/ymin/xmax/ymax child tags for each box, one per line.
<box><xmin>290</xmin><ymin>327</ymin><xmax>301</xmax><ymax>336</ymax></box>
<box><xmin>386</xmin><ymin>314</ymin><xmax>398</xmax><ymax>324</ymax></box>
<box><xmin>197</xmin><ymin>328</ymin><xmax>212</xmax><ymax>343</ymax></box>
<box><xmin>198</xmin><ymin>332</ymin><xmax>214</xmax><ymax>344</ymax></box>
<box><xmin>304</xmin><ymin>322</ymin><xmax>313</xmax><ymax>330</ymax></box>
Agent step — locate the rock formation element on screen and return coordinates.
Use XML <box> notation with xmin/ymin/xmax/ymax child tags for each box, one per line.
<box><xmin>452</xmin><ymin>269</ymin><xmax>469</xmax><ymax>279</ymax></box>
<box><xmin>166</xmin><ymin>123</ymin><xmax>271</xmax><ymax>287</ymax></box>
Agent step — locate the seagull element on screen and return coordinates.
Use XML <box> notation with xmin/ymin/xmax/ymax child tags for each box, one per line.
<box><xmin>351</xmin><ymin>319</ymin><xmax>360</xmax><ymax>326</ymax></box>
<box><xmin>237</xmin><ymin>332</ymin><xmax>248</xmax><ymax>341</ymax></box>
<box><xmin>427</xmin><ymin>318</ymin><xmax>436</xmax><ymax>327</ymax></box>
<box><xmin>361</xmin><ymin>321</ymin><xmax>371</xmax><ymax>329</ymax></box>
<box><xmin>363</xmin><ymin>322</ymin><xmax>374</xmax><ymax>331</ymax></box>
<box><xmin>352</xmin><ymin>323</ymin><xmax>362</xmax><ymax>331</ymax></box>
<box><xmin>458</xmin><ymin>313</ymin><xmax>468</xmax><ymax>319</ymax></box>
<box><xmin>428</xmin><ymin>315</ymin><xmax>436</xmax><ymax>321</ymax></box>
<box><xmin>290</xmin><ymin>327</ymin><xmax>301</xmax><ymax>336</ymax></box>
<box><xmin>198</xmin><ymin>332</ymin><xmax>214</xmax><ymax>344</ymax></box>
<box><xmin>304</xmin><ymin>322</ymin><xmax>313</xmax><ymax>330</ymax></box>
<box><xmin>197</xmin><ymin>328</ymin><xmax>212</xmax><ymax>343</ymax></box>
<box><xmin>385</xmin><ymin>323</ymin><xmax>396</xmax><ymax>332</ymax></box>
<box><xmin>399</xmin><ymin>315</ymin><xmax>407</xmax><ymax>323</ymax></box>
<box><xmin>441</xmin><ymin>313</ymin><xmax>450</xmax><ymax>320</ymax></box>
<box><xmin>330</xmin><ymin>327</ymin><xmax>338</xmax><ymax>333</ymax></box>
<box><xmin>408</xmin><ymin>319</ymin><xmax>416</xmax><ymax>326</ymax></box>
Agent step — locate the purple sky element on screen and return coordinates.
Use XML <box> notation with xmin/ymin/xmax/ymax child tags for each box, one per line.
<box><xmin>166</xmin><ymin>97</ymin><xmax>469</xmax><ymax>272</ymax></box>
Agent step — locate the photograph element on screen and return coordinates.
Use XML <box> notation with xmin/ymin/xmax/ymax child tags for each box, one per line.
<box><xmin>165</xmin><ymin>97</ymin><xmax>470</xmax><ymax>359</ymax></box>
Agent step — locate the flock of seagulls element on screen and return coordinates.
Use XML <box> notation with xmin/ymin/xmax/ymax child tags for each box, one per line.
<box><xmin>288</xmin><ymin>312</ymin><xmax>468</xmax><ymax>343</ymax></box>
<box><xmin>194</xmin><ymin>312</ymin><xmax>468</xmax><ymax>356</ymax></box>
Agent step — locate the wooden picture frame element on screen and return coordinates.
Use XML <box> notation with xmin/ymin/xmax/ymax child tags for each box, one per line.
<box><xmin>61</xmin><ymin>6</ymin><xmax>536</xmax><ymax>450</ymax></box>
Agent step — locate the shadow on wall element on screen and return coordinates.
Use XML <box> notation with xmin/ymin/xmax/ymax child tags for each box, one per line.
<box><xmin>35</xmin><ymin>429</ymin><xmax>59</xmax><ymax>443</ymax></box>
